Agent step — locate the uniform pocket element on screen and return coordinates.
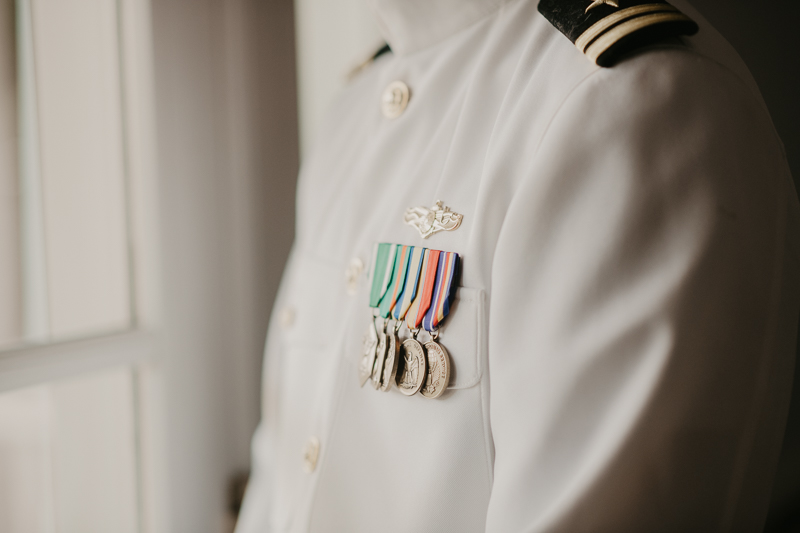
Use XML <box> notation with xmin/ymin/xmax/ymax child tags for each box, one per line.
<box><xmin>281</xmin><ymin>252</ymin><xmax>346</xmax><ymax>352</ymax></box>
<box><xmin>438</xmin><ymin>287</ymin><xmax>487</xmax><ymax>390</ymax></box>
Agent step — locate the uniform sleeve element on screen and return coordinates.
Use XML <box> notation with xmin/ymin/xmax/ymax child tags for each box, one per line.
<box><xmin>484</xmin><ymin>50</ymin><xmax>798</xmax><ymax>532</ymax></box>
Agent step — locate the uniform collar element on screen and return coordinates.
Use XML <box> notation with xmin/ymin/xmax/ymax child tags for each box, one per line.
<box><xmin>368</xmin><ymin>0</ymin><xmax>514</xmax><ymax>56</ymax></box>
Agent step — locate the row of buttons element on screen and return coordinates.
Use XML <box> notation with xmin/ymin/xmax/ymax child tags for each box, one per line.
<box><xmin>287</xmin><ymin>87</ymin><xmax>411</xmax><ymax>478</ymax></box>
<box><xmin>281</xmin><ymin>258</ymin><xmax>364</xmax><ymax>473</ymax></box>
<box><xmin>290</xmin><ymin>82</ymin><xmax>410</xmax><ymax>473</ymax></box>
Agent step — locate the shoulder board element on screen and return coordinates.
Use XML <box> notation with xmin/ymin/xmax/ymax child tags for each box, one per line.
<box><xmin>348</xmin><ymin>43</ymin><xmax>392</xmax><ymax>81</ymax></box>
<box><xmin>538</xmin><ymin>1</ymin><xmax>698</xmax><ymax>67</ymax></box>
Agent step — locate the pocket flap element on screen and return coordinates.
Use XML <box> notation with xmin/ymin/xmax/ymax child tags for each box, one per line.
<box><xmin>283</xmin><ymin>253</ymin><xmax>345</xmax><ymax>351</ymax></box>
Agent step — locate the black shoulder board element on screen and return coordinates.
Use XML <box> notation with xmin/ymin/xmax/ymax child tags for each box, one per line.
<box><xmin>538</xmin><ymin>1</ymin><xmax>699</xmax><ymax>67</ymax></box>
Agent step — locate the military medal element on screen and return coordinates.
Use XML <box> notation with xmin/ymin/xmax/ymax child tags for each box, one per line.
<box><xmin>381</xmin><ymin>323</ymin><xmax>401</xmax><ymax>392</ymax></box>
<box><xmin>392</xmin><ymin>247</ymin><xmax>427</xmax><ymax>396</ymax></box>
<box><xmin>422</xmin><ymin>334</ymin><xmax>450</xmax><ymax>399</ymax></box>
<box><xmin>421</xmin><ymin>251</ymin><xmax>459</xmax><ymax>399</ymax></box>
<box><xmin>375</xmin><ymin>244</ymin><xmax>412</xmax><ymax>391</ymax></box>
<box><xmin>359</xmin><ymin>319</ymin><xmax>379</xmax><ymax>387</ymax></box>
<box><xmin>360</xmin><ymin>242</ymin><xmax>461</xmax><ymax>398</ymax></box>
<box><xmin>373</xmin><ymin>325</ymin><xmax>388</xmax><ymax>390</ymax></box>
<box><xmin>359</xmin><ymin>243</ymin><xmax>395</xmax><ymax>387</ymax></box>
<box><xmin>396</xmin><ymin>248</ymin><xmax>438</xmax><ymax>396</ymax></box>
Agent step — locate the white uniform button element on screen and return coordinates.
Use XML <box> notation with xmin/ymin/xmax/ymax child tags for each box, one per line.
<box><xmin>345</xmin><ymin>257</ymin><xmax>364</xmax><ymax>295</ymax></box>
<box><xmin>381</xmin><ymin>81</ymin><xmax>410</xmax><ymax>119</ymax></box>
<box><xmin>279</xmin><ymin>307</ymin><xmax>295</xmax><ymax>329</ymax></box>
<box><xmin>303</xmin><ymin>437</ymin><xmax>320</xmax><ymax>473</ymax></box>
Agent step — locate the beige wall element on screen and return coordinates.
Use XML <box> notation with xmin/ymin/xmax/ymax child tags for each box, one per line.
<box><xmin>151</xmin><ymin>0</ymin><xmax>299</xmax><ymax>530</ymax></box>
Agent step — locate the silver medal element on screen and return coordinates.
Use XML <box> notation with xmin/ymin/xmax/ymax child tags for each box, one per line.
<box><xmin>380</xmin><ymin>322</ymin><xmax>401</xmax><ymax>392</ymax></box>
<box><xmin>396</xmin><ymin>335</ymin><xmax>427</xmax><ymax>396</ymax></box>
<box><xmin>421</xmin><ymin>332</ymin><xmax>451</xmax><ymax>399</ymax></box>
<box><xmin>372</xmin><ymin>320</ymin><xmax>388</xmax><ymax>389</ymax></box>
<box><xmin>358</xmin><ymin>317</ymin><xmax>379</xmax><ymax>387</ymax></box>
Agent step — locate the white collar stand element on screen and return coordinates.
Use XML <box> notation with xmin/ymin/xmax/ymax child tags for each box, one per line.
<box><xmin>368</xmin><ymin>0</ymin><xmax>513</xmax><ymax>56</ymax></box>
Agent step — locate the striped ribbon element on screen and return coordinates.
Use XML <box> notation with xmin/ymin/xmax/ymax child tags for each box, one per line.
<box><xmin>393</xmin><ymin>247</ymin><xmax>425</xmax><ymax>321</ymax></box>
<box><xmin>406</xmin><ymin>249</ymin><xmax>440</xmax><ymax>330</ymax></box>
<box><xmin>378</xmin><ymin>245</ymin><xmax>412</xmax><ymax>318</ymax></box>
<box><xmin>422</xmin><ymin>251</ymin><xmax>459</xmax><ymax>332</ymax></box>
<box><xmin>369</xmin><ymin>243</ymin><xmax>395</xmax><ymax>308</ymax></box>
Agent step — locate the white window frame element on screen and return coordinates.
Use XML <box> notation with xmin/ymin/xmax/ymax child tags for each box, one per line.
<box><xmin>0</xmin><ymin>0</ymin><xmax>166</xmax><ymax>531</ymax></box>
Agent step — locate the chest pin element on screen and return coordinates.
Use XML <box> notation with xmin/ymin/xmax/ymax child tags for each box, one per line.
<box><xmin>404</xmin><ymin>200</ymin><xmax>463</xmax><ymax>239</ymax></box>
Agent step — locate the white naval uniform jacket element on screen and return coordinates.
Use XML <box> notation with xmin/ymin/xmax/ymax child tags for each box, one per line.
<box><xmin>236</xmin><ymin>0</ymin><xmax>800</xmax><ymax>531</ymax></box>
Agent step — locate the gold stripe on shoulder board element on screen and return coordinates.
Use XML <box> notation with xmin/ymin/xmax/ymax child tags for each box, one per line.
<box><xmin>575</xmin><ymin>3</ymin><xmax>679</xmax><ymax>52</ymax></box>
<box><xmin>585</xmin><ymin>11</ymin><xmax>694</xmax><ymax>63</ymax></box>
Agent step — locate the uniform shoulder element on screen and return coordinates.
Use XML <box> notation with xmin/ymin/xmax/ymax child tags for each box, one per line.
<box><xmin>535</xmin><ymin>44</ymin><xmax>785</xmax><ymax>191</ymax></box>
<box><xmin>537</xmin><ymin>0</ymin><xmax>698</xmax><ymax>67</ymax></box>
<box><xmin>528</xmin><ymin>0</ymin><xmax>770</xmax><ymax>122</ymax></box>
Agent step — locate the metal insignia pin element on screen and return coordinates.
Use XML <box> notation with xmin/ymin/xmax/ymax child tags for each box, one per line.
<box><xmin>404</xmin><ymin>200</ymin><xmax>463</xmax><ymax>239</ymax></box>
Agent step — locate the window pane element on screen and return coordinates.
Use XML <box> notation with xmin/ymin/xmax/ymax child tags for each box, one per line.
<box><xmin>0</xmin><ymin>367</ymin><xmax>140</xmax><ymax>533</ymax></box>
<box><xmin>1</xmin><ymin>0</ymin><xmax>135</xmax><ymax>350</ymax></box>
<box><xmin>0</xmin><ymin>385</ymin><xmax>52</xmax><ymax>533</ymax></box>
<box><xmin>31</xmin><ymin>0</ymin><xmax>132</xmax><ymax>339</ymax></box>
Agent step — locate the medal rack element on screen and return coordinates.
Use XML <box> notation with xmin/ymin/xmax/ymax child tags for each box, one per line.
<box><xmin>359</xmin><ymin>243</ymin><xmax>460</xmax><ymax>398</ymax></box>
